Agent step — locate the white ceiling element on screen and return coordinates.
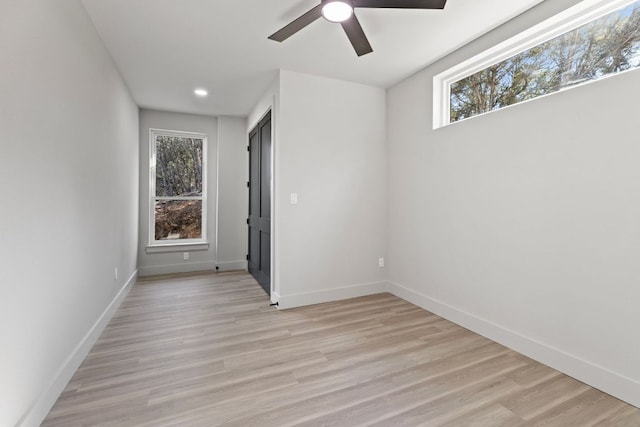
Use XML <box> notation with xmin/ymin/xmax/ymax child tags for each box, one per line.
<box><xmin>81</xmin><ymin>0</ymin><xmax>544</xmax><ymax>117</ymax></box>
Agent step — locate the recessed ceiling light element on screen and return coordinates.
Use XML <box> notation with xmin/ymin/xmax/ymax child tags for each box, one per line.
<box><xmin>322</xmin><ymin>0</ymin><xmax>353</xmax><ymax>23</ymax></box>
<box><xmin>194</xmin><ymin>88</ymin><xmax>208</xmax><ymax>97</ymax></box>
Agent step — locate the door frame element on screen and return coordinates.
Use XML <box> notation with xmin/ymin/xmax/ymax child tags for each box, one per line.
<box><xmin>248</xmin><ymin>107</ymin><xmax>276</xmax><ymax>302</ymax></box>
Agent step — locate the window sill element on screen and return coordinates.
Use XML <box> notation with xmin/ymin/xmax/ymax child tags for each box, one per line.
<box><xmin>146</xmin><ymin>242</ymin><xmax>209</xmax><ymax>254</ymax></box>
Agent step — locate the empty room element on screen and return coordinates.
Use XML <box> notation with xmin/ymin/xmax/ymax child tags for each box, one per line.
<box><xmin>2</xmin><ymin>0</ymin><xmax>640</xmax><ymax>425</ymax></box>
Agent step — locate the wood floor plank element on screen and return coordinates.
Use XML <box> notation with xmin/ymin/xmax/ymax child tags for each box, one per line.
<box><xmin>521</xmin><ymin>388</ymin><xmax>630</xmax><ymax>427</ymax></box>
<box><xmin>289</xmin><ymin>354</ymin><xmax>527</xmax><ymax>427</ymax></box>
<box><xmin>500</xmin><ymin>374</ymin><xmax>592</xmax><ymax>420</ymax></box>
<box><xmin>436</xmin><ymin>404</ymin><xmax>523</xmax><ymax>427</ymax></box>
<box><xmin>42</xmin><ymin>271</ymin><xmax>640</xmax><ymax>426</ymax></box>
<box><xmin>367</xmin><ymin>376</ymin><xmax>523</xmax><ymax>427</ymax></box>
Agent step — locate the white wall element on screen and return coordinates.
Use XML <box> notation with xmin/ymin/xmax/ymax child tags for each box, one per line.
<box><xmin>248</xmin><ymin>75</ymin><xmax>279</xmax><ymax>138</ymax></box>
<box><xmin>387</xmin><ymin>0</ymin><xmax>640</xmax><ymax>407</ymax></box>
<box><xmin>217</xmin><ymin>116</ymin><xmax>249</xmax><ymax>270</ymax></box>
<box><xmin>275</xmin><ymin>70</ymin><xmax>388</xmax><ymax>308</ymax></box>
<box><xmin>0</xmin><ymin>1</ymin><xmax>139</xmax><ymax>426</ymax></box>
<box><xmin>138</xmin><ymin>109</ymin><xmax>218</xmax><ymax>276</ymax></box>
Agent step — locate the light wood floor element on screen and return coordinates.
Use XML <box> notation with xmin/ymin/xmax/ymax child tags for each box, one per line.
<box><xmin>43</xmin><ymin>271</ymin><xmax>640</xmax><ymax>426</ymax></box>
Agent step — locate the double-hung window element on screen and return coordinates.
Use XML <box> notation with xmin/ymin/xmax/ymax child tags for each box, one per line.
<box><xmin>149</xmin><ymin>129</ymin><xmax>207</xmax><ymax>246</ymax></box>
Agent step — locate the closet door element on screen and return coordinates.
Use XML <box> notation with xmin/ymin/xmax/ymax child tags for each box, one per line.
<box><xmin>247</xmin><ymin>111</ymin><xmax>271</xmax><ymax>295</ymax></box>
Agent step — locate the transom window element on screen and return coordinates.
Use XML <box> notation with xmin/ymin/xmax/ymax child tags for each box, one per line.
<box><xmin>149</xmin><ymin>129</ymin><xmax>207</xmax><ymax>245</ymax></box>
<box><xmin>434</xmin><ymin>0</ymin><xmax>640</xmax><ymax>128</ymax></box>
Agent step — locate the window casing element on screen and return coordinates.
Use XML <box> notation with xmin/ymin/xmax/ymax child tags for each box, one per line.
<box><xmin>434</xmin><ymin>0</ymin><xmax>640</xmax><ymax>128</ymax></box>
<box><xmin>149</xmin><ymin>129</ymin><xmax>207</xmax><ymax>246</ymax></box>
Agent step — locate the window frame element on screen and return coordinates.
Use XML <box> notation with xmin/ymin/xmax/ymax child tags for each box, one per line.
<box><xmin>148</xmin><ymin>128</ymin><xmax>208</xmax><ymax>247</ymax></box>
<box><xmin>433</xmin><ymin>0</ymin><xmax>639</xmax><ymax>129</ymax></box>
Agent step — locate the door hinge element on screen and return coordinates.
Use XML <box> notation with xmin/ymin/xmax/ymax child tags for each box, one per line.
<box><xmin>246</xmin><ymin>254</ymin><xmax>249</xmax><ymax>261</ymax></box>
<box><xmin>247</xmin><ymin>181</ymin><xmax>250</xmax><ymax>188</ymax></box>
<box><xmin>246</xmin><ymin>218</ymin><xmax>249</xmax><ymax>225</ymax></box>
<box><xmin>247</xmin><ymin>146</ymin><xmax>250</xmax><ymax>152</ymax></box>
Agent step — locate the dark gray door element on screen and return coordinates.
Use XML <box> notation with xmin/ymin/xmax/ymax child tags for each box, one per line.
<box><xmin>248</xmin><ymin>112</ymin><xmax>271</xmax><ymax>295</ymax></box>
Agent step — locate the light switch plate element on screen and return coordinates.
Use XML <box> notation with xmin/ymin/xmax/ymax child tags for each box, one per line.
<box><xmin>290</xmin><ymin>193</ymin><xmax>298</xmax><ymax>205</ymax></box>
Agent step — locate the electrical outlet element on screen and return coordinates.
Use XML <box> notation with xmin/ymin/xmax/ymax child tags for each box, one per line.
<box><xmin>114</xmin><ymin>267</ymin><xmax>118</xmax><ymax>280</ymax></box>
<box><xmin>378</xmin><ymin>257</ymin><xmax>385</xmax><ymax>268</ymax></box>
<box><xmin>183</xmin><ymin>252</ymin><xmax>189</xmax><ymax>261</ymax></box>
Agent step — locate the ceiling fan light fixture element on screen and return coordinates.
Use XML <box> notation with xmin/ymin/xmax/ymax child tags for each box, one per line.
<box><xmin>194</xmin><ymin>88</ymin><xmax>208</xmax><ymax>97</ymax></box>
<box><xmin>321</xmin><ymin>0</ymin><xmax>353</xmax><ymax>23</ymax></box>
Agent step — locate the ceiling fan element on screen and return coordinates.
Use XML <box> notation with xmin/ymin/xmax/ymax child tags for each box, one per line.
<box><xmin>268</xmin><ymin>0</ymin><xmax>447</xmax><ymax>57</ymax></box>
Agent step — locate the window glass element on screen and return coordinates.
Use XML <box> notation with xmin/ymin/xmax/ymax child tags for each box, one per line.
<box><xmin>155</xmin><ymin>136</ymin><xmax>203</xmax><ymax>197</ymax></box>
<box><xmin>450</xmin><ymin>1</ymin><xmax>640</xmax><ymax>123</ymax></box>
<box><xmin>154</xmin><ymin>200</ymin><xmax>203</xmax><ymax>241</ymax></box>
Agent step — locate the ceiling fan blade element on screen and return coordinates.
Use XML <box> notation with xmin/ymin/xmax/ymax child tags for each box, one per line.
<box><xmin>341</xmin><ymin>14</ymin><xmax>373</xmax><ymax>57</ymax></box>
<box><xmin>353</xmin><ymin>0</ymin><xmax>446</xmax><ymax>9</ymax></box>
<box><xmin>268</xmin><ymin>4</ymin><xmax>324</xmax><ymax>42</ymax></box>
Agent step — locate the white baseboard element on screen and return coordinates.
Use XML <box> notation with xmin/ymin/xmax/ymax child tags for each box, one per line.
<box><xmin>19</xmin><ymin>269</ymin><xmax>138</xmax><ymax>427</ymax></box>
<box><xmin>277</xmin><ymin>281</ymin><xmax>388</xmax><ymax>310</ymax></box>
<box><xmin>216</xmin><ymin>260</ymin><xmax>247</xmax><ymax>271</ymax></box>
<box><xmin>138</xmin><ymin>261</ymin><xmax>215</xmax><ymax>277</ymax></box>
<box><xmin>387</xmin><ymin>281</ymin><xmax>640</xmax><ymax>409</ymax></box>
